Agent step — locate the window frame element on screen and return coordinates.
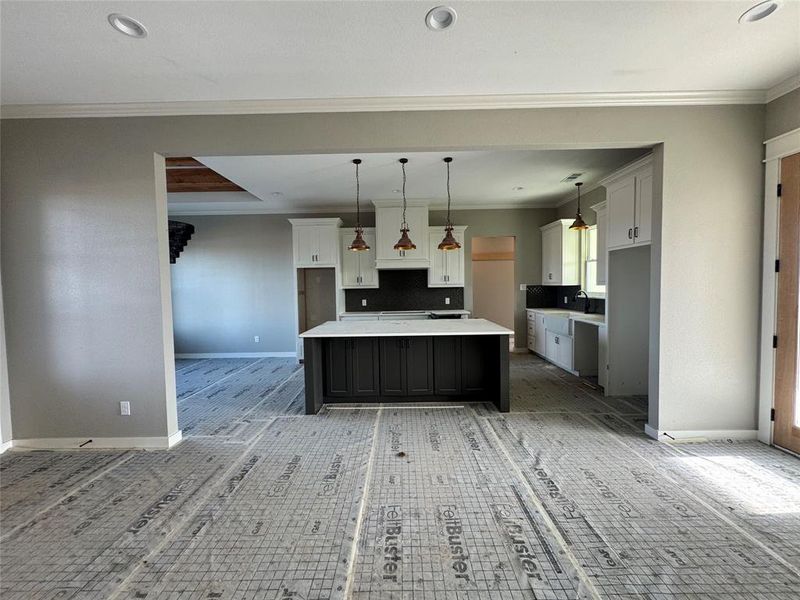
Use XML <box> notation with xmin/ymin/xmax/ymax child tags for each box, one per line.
<box><xmin>582</xmin><ymin>225</ymin><xmax>606</xmax><ymax>299</ymax></box>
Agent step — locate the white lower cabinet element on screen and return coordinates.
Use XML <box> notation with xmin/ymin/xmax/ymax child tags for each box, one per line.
<box><xmin>527</xmin><ymin>310</ymin><xmax>548</xmax><ymax>356</ymax></box>
<box><xmin>545</xmin><ymin>330</ymin><xmax>574</xmax><ymax>371</ymax></box>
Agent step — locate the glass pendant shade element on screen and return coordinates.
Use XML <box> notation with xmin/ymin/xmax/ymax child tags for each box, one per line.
<box><xmin>569</xmin><ymin>181</ymin><xmax>590</xmax><ymax>230</ymax></box>
<box><xmin>348</xmin><ymin>158</ymin><xmax>371</xmax><ymax>251</ymax></box>
<box><xmin>438</xmin><ymin>157</ymin><xmax>461</xmax><ymax>250</ymax></box>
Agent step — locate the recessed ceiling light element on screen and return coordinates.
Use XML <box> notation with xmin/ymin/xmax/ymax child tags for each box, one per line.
<box><xmin>738</xmin><ymin>1</ymin><xmax>782</xmax><ymax>23</ymax></box>
<box><xmin>425</xmin><ymin>6</ymin><xmax>457</xmax><ymax>31</ymax></box>
<box><xmin>108</xmin><ymin>13</ymin><xmax>148</xmax><ymax>38</ymax></box>
<box><xmin>271</xmin><ymin>192</ymin><xmax>283</xmax><ymax>197</ymax></box>
<box><xmin>513</xmin><ymin>186</ymin><xmax>525</xmax><ymax>191</ymax></box>
<box><xmin>392</xmin><ymin>189</ymin><xmax>401</xmax><ymax>194</ymax></box>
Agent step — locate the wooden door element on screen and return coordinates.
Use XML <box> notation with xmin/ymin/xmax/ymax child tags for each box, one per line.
<box><xmin>774</xmin><ymin>152</ymin><xmax>800</xmax><ymax>454</ymax></box>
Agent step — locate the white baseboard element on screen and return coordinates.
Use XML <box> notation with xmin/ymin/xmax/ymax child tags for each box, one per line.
<box><xmin>175</xmin><ymin>352</ymin><xmax>297</xmax><ymax>359</ymax></box>
<box><xmin>10</xmin><ymin>431</ymin><xmax>184</xmax><ymax>451</ymax></box>
<box><xmin>0</xmin><ymin>440</ymin><xmax>12</xmax><ymax>454</ymax></box>
<box><xmin>644</xmin><ymin>425</ymin><xmax>758</xmax><ymax>443</ymax></box>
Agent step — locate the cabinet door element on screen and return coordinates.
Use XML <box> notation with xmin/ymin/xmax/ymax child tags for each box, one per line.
<box><xmin>433</xmin><ymin>336</ymin><xmax>461</xmax><ymax>395</ymax></box>
<box><xmin>324</xmin><ymin>339</ymin><xmax>351</xmax><ymax>397</ymax></box>
<box><xmin>461</xmin><ymin>336</ymin><xmax>491</xmax><ymax>395</ymax></box>
<box><xmin>606</xmin><ymin>178</ymin><xmax>636</xmax><ymax>250</ymax></box>
<box><xmin>545</xmin><ymin>330</ymin><xmax>558</xmax><ymax>362</ymax></box>
<box><xmin>315</xmin><ymin>225</ymin><xmax>339</xmax><ymax>266</ymax></box>
<box><xmin>380</xmin><ymin>338</ymin><xmax>406</xmax><ymax>396</ymax></box>
<box><xmin>541</xmin><ymin>226</ymin><xmax>561</xmax><ymax>284</ymax></box>
<box><xmin>376</xmin><ymin>206</ymin><xmax>403</xmax><ymax>261</ymax></box>
<box><xmin>340</xmin><ymin>232</ymin><xmax>360</xmax><ymax>287</ymax></box>
<box><xmin>428</xmin><ymin>231</ymin><xmax>448</xmax><ymax>285</ymax></box>
<box><xmin>595</xmin><ymin>209</ymin><xmax>608</xmax><ymax>285</ymax></box>
<box><xmin>351</xmin><ymin>338</ymin><xmax>380</xmax><ymax>396</ymax></box>
<box><xmin>357</xmin><ymin>231</ymin><xmax>379</xmax><ymax>287</ymax></box>
<box><xmin>406</xmin><ymin>337</ymin><xmax>434</xmax><ymax>395</ymax></box>
<box><xmin>557</xmin><ymin>335</ymin><xmax>574</xmax><ymax>371</ymax></box>
<box><xmin>534</xmin><ymin>314</ymin><xmax>547</xmax><ymax>355</ymax></box>
<box><xmin>444</xmin><ymin>230</ymin><xmax>465</xmax><ymax>286</ymax></box>
<box><xmin>293</xmin><ymin>226</ymin><xmax>318</xmax><ymax>267</ymax></box>
<box><xmin>634</xmin><ymin>170</ymin><xmax>653</xmax><ymax>245</ymax></box>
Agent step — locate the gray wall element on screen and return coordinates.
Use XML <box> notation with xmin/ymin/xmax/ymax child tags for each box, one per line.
<box><xmin>171</xmin><ymin>215</ymin><xmax>296</xmax><ymax>354</ymax></box>
<box><xmin>0</xmin><ymin>104</ymin><xmax>764</xmax><ymax>442</ymax></box>
<box><xmin>765</xmin><ymin>87</ymin><xmax>800</xmax><ymax>140</ymax></box>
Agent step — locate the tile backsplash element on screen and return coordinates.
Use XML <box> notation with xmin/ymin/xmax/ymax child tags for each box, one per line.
<box><xmin>526</xmin><ymin>284</ymin><xmax>605</xmax><ymax>314</ymax></box>
<box><xmin>345</xmin><ymin>270</ymin><xmax>464</xmax><ymax>312</ymax></box>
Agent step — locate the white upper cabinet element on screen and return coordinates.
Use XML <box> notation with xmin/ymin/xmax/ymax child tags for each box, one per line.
<box><xmin>427</xmin><ymin>226</ymin><xmax>467</xmax><ymax>287</ymax></box>
<box><xmin>604</xmin><ymin>156</ymin><xmax>653</xmax><ymax>251</ymax></box>
<box><xmin>591</xmin><ymin>200</ymin><xmax>608</xmax><ymax>285</ymax></box>
<box><xmin>540</xmin><ymin>219</ymin><xmax>580</xmax><ymax>286</ymax></box>
<box><xmin>339</xmin><ymin>228</ymin><xmax>379</xmax><ymax>288</ymax></box>
<box><xmin>289</xmin><ymin>218</ymin><xmax>342</xmax><ymax>267</ymax></box>
<box><xmin>373</xmin><ymin>200</ymin><xmax>430</xmax><ymax>269</ymax></box>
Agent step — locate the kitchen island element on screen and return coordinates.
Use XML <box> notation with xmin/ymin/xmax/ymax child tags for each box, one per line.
<box><xmin>300</xmin><ymin>319</ymin><xmax>513</xmax><ymax>414</ymax></box>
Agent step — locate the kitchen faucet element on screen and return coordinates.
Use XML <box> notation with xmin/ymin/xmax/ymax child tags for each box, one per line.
<box><xmin>574</xmin><ymin>290</ymin><xmax>591</xmax><ymax>314</ymax></box>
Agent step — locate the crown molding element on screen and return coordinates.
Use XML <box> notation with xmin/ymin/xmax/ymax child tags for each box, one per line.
<box><xmin>765</xmin><ymin>74</ymin><xmax>800</xmax><ymax>103</ymax></box>
<box><xmin>0</xmin><ymin>89</ymin><xmax>768</xmax><ymax>119</ymax></box>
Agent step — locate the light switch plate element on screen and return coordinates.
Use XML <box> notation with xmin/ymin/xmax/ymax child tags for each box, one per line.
<box><xmin>445</xmin><ymin>297</ymin><xmax>450</xmax><ymax>305</ymax></box>
<box><xmin>361</xmin><ymin>299</ymin><xmax>367</xmax><ymax>307</ymax></box>
<box><xmin>520</xmin><ymin>284</ymin><xmax>527</xmax><ymax>291</ymax></box>
<box><xmin>120</xmin><ymin>401</ymin><xmax>131</xmax><ymax>416</ymax></box>
<box><xmin>254</xmin><ymin>335</ymin><xmax>260</xmax><ymax>343</ymax></box>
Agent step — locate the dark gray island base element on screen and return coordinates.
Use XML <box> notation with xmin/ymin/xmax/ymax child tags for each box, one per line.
<box><xmin>301</xmin><ymin>319</ymin><xmax>512</xmax><ymax>415</ymax></box>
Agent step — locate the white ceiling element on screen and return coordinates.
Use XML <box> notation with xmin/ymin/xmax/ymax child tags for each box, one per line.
<box><xmin>167</xmin><ymin>148</ymin><xmax>650</xmax><ymax>214</ymax></box>
<box><xmin>2</xmin><ymin>1</ymin><xmax>799</xmax><ymax>111</ymax></box>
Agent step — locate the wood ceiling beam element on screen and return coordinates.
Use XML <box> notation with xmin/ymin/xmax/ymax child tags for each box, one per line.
<box><xmin>166</xmin><ymin>167</ymin><xmax>244</xmax><ymax>193</ymax></box>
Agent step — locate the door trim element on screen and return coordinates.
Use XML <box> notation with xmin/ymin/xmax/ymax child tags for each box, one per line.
<box><xmin>759</xmin><ymin>127</ymin><xmax>800</xmax><ymax>445</ymax></box>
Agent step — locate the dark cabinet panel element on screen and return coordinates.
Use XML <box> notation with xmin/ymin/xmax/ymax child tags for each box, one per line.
<box><xmin>433</xmin><ymin>336</ymin><xmax>461</xmax><ymax>395</ymax></box>
<box><xmin>352</xmin><ymin>338</ymin><xmax>380</xmax><ymax>396</ymax></box>
<box><xmin>406</xmin><ymin>337</ymin><xmax>434</xmax><ymax>395</ymax></box>
<box><xmin>380</xmin><ymin>338</ymin><xmax>406</xmax><ymax>396</ymax></box>
<box><xmin>324</xmin><ymin>338</ymin><xmax>352</xmax><ymax>397</ymax></box>
<box><xmin>461</xmin><ymin>336</ymin><xmax>493</xmax><ymax>395</ymax></box>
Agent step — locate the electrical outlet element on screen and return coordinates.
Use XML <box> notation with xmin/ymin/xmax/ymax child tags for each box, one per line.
<box><xmin>254</xmin><ymin>335</ymin><xmax>260</xmax><ymax>343</ymax></box>
<box><xmin>445</xmin><ymin>297</ymin><xmax>450</xmax><ymax>305</ymax></box>
<box><xmin>564</xmin><ymin>296</ymin><xmax>568</xmax><ymax>304</ymax></box>
<box><xmin>519</xmin><ymin>284</ymin><xmax>527</xmax><ymax>291</ymax></box>
<box><xmin>362</xmin><ymin>299</ymin><xmax>367</xmax><ymax>307</ymax></box>
<box><xmin>120</xmin><ymin>401</ymin><xmax>131</xmax><ymax>416</ymax></box>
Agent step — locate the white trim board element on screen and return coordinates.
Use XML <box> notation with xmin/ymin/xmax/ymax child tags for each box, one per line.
<box><xmin>8</xmin><ymin>430</ymin><xmax>183</xmax><ymax>451</ymax></box>
<box><xmin>765</xmin><ymin>74</ymin><xmax>800</xmax><ymax>103</ymax></box>
<box><xmin>644</xmin><ymin>424</ymin><xmax>758</xmax><ymax>442</ymax></box>
<box><xmin>175</xmin><ymin>352</ymin><xmax>297</xmax><ymax>359</ymax></box>
<box><xmin>0</xmin><ymin>440</ymin><xmax>12</xmax><ymax>455</ymax></box>
<box><xmin>0</xmin><ymin>89</ymin><xmax>768</xmax><ymax>120</ymax></box>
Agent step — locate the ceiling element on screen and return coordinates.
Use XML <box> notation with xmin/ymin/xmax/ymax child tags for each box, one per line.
<box><xmin>2</xmin><ymin>1</ymin><xmax>799</xmax><ymax>114</ymax></box>
<box><xmin>167</xmin><ymin>148</ymin><xmax>651</xmax><ymax>214</ymax></box>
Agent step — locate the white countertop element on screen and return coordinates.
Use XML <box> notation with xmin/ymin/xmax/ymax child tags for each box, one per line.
<box><xmin>526</xmin><ymin>308</ymin><xmax>606</xmax><ymax>326</ymax></box>
<box><xmin>301</xmin><ymin>318</ymin><xmax>513</xmax><ymax>338</ymax></box>
<box><xmin>339</xmin><ymin>310</ymin><xmax>470</xmax><ymax>317</ymax></box>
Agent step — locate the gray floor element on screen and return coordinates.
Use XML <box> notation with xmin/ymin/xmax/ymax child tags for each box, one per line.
<box><xmin>1</xmin><ymin>355</ymin><xmax>799</xmax><ymax>599</ymax></box>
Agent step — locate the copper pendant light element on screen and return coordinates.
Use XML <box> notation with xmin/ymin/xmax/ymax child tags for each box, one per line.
<box><xmin>348</xmin><ymin>159</ymin><xmax>370</xmax><ymax>251</ymax></box>
<box><xmin>438</xmin><ymin>156</ymin><xmax>461</xmax><ymax>251</ymax></box>
<box><xmin>393</xmin><ymin>158</ymin><xmax>416</xmax><ymax>251</ymax></box>
<box><xmin>569</xmin><ymin>182</ymin><xmax>589</xmax><ymax>230</ymax></box>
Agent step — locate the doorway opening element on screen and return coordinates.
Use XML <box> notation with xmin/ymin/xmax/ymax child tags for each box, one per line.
<box><xmin>472</xmin><ymin>236</ymin><xmax>516</xmax><ymax>349</ymax></box>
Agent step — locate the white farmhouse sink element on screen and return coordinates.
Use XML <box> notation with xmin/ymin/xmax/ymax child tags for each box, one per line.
<box><xmin>544</xmin><ymin>314</ymin><xmax>572</xmax><ymax>336</ymax></box>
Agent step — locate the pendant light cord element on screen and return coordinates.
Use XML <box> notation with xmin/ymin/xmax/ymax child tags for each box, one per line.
<box><xmin>401</xmin><ymin>160</ymin><xmax>408</xmax><ymax>228</ymax></box>
<box><xmin>446</xmin><ymin>159</ymin><xmax>452</xmax><ymax>226</ymax></box>
<box><xmin>355</xmin><ymin>160</ymin><xmax>361</xmax><ymax>224</ymax></box>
